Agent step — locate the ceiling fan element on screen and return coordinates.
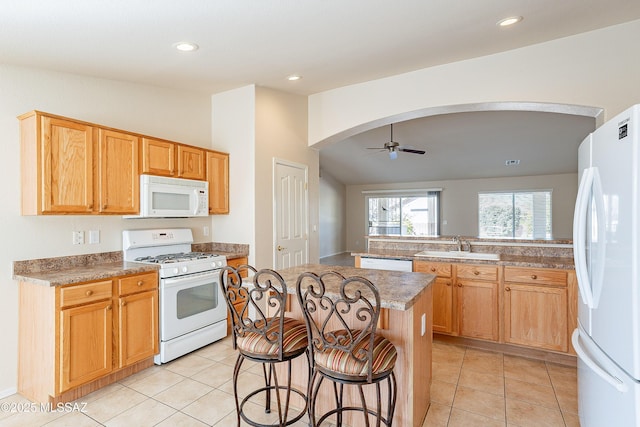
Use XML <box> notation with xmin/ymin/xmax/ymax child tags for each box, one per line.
<box><xmin>367</xmin><ymin>123</ymin><xmax>426</xmax><ymax>159</ymax></box>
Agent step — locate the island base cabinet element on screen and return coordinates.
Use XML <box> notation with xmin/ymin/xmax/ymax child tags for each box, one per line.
<box><xmin>60</xmin><ymin>301</ymin><xmax>113</xmax><ymax>392</ymax></box>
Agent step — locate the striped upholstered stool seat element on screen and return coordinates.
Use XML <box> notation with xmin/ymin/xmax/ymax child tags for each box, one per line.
<box><xmin>220</xmin><ymin>266</ymin><xmax>310</xmax><ymax>427</ymax></box>
<box><xmin>297</xmin><ymin>271</ymin><xmax>399</xmax><ymax>426</ymax></box>
<box><xmin>236</xmin><ymin>317</ymin><xmax>308</xmax><ymax>359</ymax></box>
<box><xmin>314</xmin><ymin>329</ymin><xmax>397</xmax><ymax>380</ymax></box>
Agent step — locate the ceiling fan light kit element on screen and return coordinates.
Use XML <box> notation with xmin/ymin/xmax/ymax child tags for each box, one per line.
<box><xmin>367</xmin><ymin>123</ymin><xmax>426</xmax><ymax>159</ymax></box>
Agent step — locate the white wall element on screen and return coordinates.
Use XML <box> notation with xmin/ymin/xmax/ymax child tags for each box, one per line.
<box><xmin>319</xmin><ymin>170</ymin><xmax>346</xmax><ymax>257</ymax></box>
<box><xmin>211</xmin><ymin>86</ymin><xmax>319</xmax><ymax>269</ymax></box>
<box><xmin>211</xmin><ymin>86</ymin><xmax>257</xmax><ymax>264</ymax></box>
<box><xmin>345</xmin><ymin>173</ymin><xmax>578</xmax><ymax>252</ymax></box>
<box><xmin>308</xmin><ymin>19</ymin><xmax>640</xmax><ymax>147</ymax></box>
<box><xmin>0</xmin><ymin>64</ymin><xmax>215</xmax><ymax>396</ymax></box>
<box><xmin>254</xmin><ymin>87</ymin><xmax>319</xmax><ymax>268</ymax></box>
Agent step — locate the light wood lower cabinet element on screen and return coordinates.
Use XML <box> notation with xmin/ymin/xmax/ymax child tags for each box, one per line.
<box><xmin>18</xmin><ymin>271</ymin><xmax>158</xmax><ymax>403</ymax></box>
<box><xmin>413</xmin><ymin>260</ymin><xmax>575</xmax><ymax>354</ymax></box>
<box><xmin>414</xmin><ymin>261</ymin><xmax>454</xmax><ymax>334</ymax></box>
<box><xmin>503</xmin><ymin>267</ymin><xmax>568</xmax><ymax>352</ymax></box>
<box><xmin>60</xmin><ymin>299</ymin><xmax>113</xmax><ymax>391</ymax></box>
<box><xmin>456</xmin><ymin>264</ymin><xmax>500</xmax><ymax>341</ymax></box>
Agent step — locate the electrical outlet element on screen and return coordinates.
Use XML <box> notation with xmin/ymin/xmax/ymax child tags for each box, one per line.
<box><xmin>72</xmin><ymin>231</ymin><xmax>84</xmax><ymax>245</ymax></box>
<box><xmin>421</xmin><ymin>313</ymin><xmax>426</xmax><ymax>336</ymax></box>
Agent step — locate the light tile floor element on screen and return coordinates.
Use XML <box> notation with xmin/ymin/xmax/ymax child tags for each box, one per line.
<box><xmin>0</xmin><ymin>336</ymin><xmax>578</xmax><ymax>427</ymax></box>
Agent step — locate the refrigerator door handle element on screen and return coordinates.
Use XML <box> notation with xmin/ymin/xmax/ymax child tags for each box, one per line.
<box><xmin>573</xmin><ymin>167</ymin><xmax>596</xmax><ymax>307</ymax></box>
<box><xmin>572</xmin><ymin>329</ymin><xmax>628</xmax><ymax>393</ymax></box>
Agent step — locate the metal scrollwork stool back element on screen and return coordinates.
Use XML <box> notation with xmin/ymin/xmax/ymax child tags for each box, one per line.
<box><xmin>296</xmin><ymin>271</ymin><xmax>398</xmax><ymax>427</ymax></box>
<box><xmin>219</xmin><ymin>265</ymin><xmax>310</xmax><ymax>427</ymax></box>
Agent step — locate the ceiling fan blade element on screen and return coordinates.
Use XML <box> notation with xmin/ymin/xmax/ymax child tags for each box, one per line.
<box><xmin>399</xmin><ymin>148</ymin><xmax>426</xmax><ymax>155</ymax></box>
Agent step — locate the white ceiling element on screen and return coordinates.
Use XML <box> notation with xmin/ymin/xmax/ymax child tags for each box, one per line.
<box><xmin>2</xmin><ymin>0</ymin><xmax>639</xmax><ymax>184</ymax></box>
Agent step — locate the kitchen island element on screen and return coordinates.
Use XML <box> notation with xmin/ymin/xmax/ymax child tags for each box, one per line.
<box><xmin>274</xmin><ymin>264</ymin><xmax>435</xmax><ymax>427</ymax></box>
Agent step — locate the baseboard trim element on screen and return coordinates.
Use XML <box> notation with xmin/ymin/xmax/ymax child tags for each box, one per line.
<box><xmin>434</xmin><ymin>334</ymin><xmax>577</xmax><ymax>366</ymax></box>
<box><xmin>0</xmin><ymin>387</ymin><xmax>18</xmax><ymax>399</ymax></box>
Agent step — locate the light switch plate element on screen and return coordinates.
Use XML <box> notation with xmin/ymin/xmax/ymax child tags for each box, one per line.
<box><xmin>89</xmin><ymin>230</ymin><xmax>100</xmax><ymax>244</ymax></box>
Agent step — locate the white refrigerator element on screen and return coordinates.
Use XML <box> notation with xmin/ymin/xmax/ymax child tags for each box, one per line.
<box><xmin>573</xmin><ymin>104</ymin><xmax>640</xmax><ymax>426</ymax></box>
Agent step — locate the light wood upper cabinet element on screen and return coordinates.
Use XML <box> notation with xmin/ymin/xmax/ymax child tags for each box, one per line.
<box><xmin>503</xmin><ymin>267</ymin><xmax>569</xmax><ymax>352</ymax></box>
<box><xmin>177</xmin><ymin>144</ymin><xmax>205</xmax><ymax>180</ymax></box>
<box><xmin>141</xmin><ymin>137</ymin><xmax>176</xmax><ymax>177</ymax></box>
<box><xmin>97</xmin><ymin>129</ymin><xmax>139</xmax><ymax>214</ymax></box>
<box><xmin>206</xmin><ymin>150</ymin><xmax>229</xmax><ymax>214</ymax></box>
<box><xmin>20</xmin><ymin>111</ymin><xmax>139</xmax><ymax>215</ymax></box>
<box><xmin>20</xmin><ymin>112</ymin><xmax>94</xmax><ymax>214</ymax></box>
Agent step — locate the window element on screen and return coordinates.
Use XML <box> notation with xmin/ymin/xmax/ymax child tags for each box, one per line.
<box><xmin>366</xmin><ymin>191</ymin><xmax>440</xmax><ymax>236</ymax></box>
<box><xmin>478</xmin><ymin>190</ymin><xmax>552</xmax><ymax>239</ymax></box>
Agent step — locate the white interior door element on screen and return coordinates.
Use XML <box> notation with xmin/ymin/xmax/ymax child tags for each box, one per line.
<box><xmin>274</xmin><ymin>159</ymin><xmax>308</xmax><ymax>269</ymax></box>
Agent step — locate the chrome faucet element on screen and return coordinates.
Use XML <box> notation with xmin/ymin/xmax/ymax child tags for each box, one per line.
<box><xmin>453</xmin><ymin>235</ymin><xmax>462</xmax><ymax>251</ymax></box>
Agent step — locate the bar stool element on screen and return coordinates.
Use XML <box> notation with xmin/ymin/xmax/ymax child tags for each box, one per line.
<box><xmin>219</xmin><ymin>265</ymin><xmax>310</xmax><ymax>427</ymax></box>
<box><xmin>296</xmin><ymin>271</ymin><xmax>398</xmax><ymax>427</ymax></box>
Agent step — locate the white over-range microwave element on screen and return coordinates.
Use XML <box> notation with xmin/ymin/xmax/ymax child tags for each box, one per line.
<box><xmin>127</xmin><ymin>174</ymin><xmax>209</xmax><ymax>218</ymax></box>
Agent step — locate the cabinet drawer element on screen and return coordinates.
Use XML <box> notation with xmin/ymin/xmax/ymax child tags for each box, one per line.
<box><xmin>456</xmin><ymin>264</ymin><xmax>499</xmax><ymax>281</ymax></box>
<box><xmin>60</xmin><ymin>280</ymin><xmax>112</xmax><ymax>308</ymax></box>
<box><xmin>504</xmin><ymin>267</ymin><xmax>567</xmax><ymax>286</ymax></box>
<box><xmin>118</xmin><ymin>272</ymin><xmax>158</xmax><ymax>296</ymax></box>
<box><xmin>414</xmin><ymin>261</ymin><xmax>452</xmax><ymax>277</ymax></box>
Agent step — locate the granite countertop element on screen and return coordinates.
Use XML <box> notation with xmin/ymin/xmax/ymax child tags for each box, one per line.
<box><xmin>275</xmin><ymin>263</ymin><xmax>435</xmax><ymax>311</ymax></box>
<box><xmin>352</xmin><ymin>249</ymin><xmax>575</xmax><ymax>270</ymax></box>
<box><xmin>14</xmin><ymin>243</ymin><xmax>250</xmax><ymax>287</ymax></box>
<box><xmin>13</xmin><ymin>261</ymin><xmax>160</xmax><ymax>287</ymax></box>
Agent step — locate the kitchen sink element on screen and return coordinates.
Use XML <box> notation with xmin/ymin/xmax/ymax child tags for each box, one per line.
<box><xmin>414</xmin><ymin>250</ymin><xmax>501</xmax><ymax>260</ymax></box>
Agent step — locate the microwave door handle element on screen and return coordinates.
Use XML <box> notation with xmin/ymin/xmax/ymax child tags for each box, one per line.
<box><xmin>192</xmin><ymin>189</ymin><xmax>199</xmax><ymax>216</ymax></box>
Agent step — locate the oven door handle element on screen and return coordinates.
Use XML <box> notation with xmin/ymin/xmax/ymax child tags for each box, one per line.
<box><xmin>162</xmin><ymin>271</ymin><xmax>220</xmax><ymax>289</ymax></box>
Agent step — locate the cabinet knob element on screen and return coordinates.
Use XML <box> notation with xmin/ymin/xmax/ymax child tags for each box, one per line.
<box><xmin>505</xmin><ymin>287</ymin><xmax>511</xmax><ymax>292</ymax></box>
<box><xmin>473</xmin><ymin>270</ymin><xmax>480</xmax><ymax>275</ymax></box>
<box><xmin>446</xmin><ymin>282</ymin><xmax>451</xmax><ymax>286</ymax></box>
<box><xmin>85</xmin><ymin>290</ymin><xmax>93</xmax><ymax>296</ymax></box>
<box><xmin>106</xmin><ymin>305</ymin><xmax>112</xmax><ymax>311</ymax></box>
<box><xmin>530</xmin><ymin>274</ymin><xmax>537</xmax><ymax>280</ymax></box>
<box><xmin>121</xmin><ymin>301</ymin><xmax>127</xmax><ymax>307</ymax></box>
<box><xmin>430</xmin><ymin>267</ymin><xmax>436</xmax><ymax>272</ymax></box>
<box><xmin>457</xmin><ymin>283</ymin><xmax>463</xmax><ymax>287</ymax></box>
<box><xmin>137</xmin><ymin>281</ymin><xmax>144</xmax><ymax>286</ymax></box>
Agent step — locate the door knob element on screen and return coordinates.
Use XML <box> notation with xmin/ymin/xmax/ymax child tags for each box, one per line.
<box><xmin>277</xmin><ymin>245</ymin><xmax>286</xmax><ymax>251</ymax></box>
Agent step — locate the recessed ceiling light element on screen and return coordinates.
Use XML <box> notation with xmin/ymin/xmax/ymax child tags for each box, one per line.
<box><xmin>497</xmin><ymin>16</ymin><xmax>523</xmax><ymax>27</ymax></box>
<box><xmin>173</xmin><ymin>42</ymin><xmax>199</xmax><ymax>52</ymax></box>
<box><xmin>287</xmin><ymin>75</ymin><xmax>302</xmax><ymax>81</ymax></box>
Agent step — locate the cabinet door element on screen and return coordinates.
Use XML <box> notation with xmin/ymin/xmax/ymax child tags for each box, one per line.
<box><xmin>177</xmin><ymin>145</ymin><xmax>205</xmax><ymax>180</ymax></box>
<box><xmin>118</xmin><ymin>290</ymin><xmax>158</xmax><ymax>367</ymax></box>
<box><xmin>141</xmin><ymin>138</ymin><xmax>176</xmax><ymax>176</ymax></box>
<box><xmin>97</xmin><ymin>129</ymin><xmax>139</xmax><ymax>213</ymax></box>
<box><xmin>457</xmin><ymin>279</ymin><xmax>499</xmax><ymax>341</ymax></box>
<box><xmin>433</xmin><ymin>277</ymin><xmax>454</xmax><ymax>334</ymax></box>
<box><xmin>59</xmin><ymin>300</ymin><xmax>113</xmax><ymax>392</ymax></box>
<box><xmin>504</xmin><ymin>283</ymin><xmax>568</xmax><ymax>352</ymax></box>
<box><xmin>42</xmin><ymin>116</ymin><xmax>94</xmax><ymax>213</ymax></box>
<box><xmin>206</xmin><ymin>150</ymin><xmax>229</xmax><ymax>214</ymax></box>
